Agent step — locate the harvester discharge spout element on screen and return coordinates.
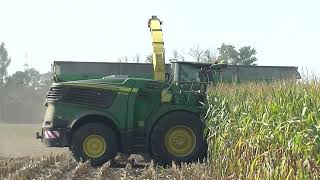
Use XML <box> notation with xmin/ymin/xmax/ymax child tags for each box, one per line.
<box><xmin>148</xmin><ymin>16</ymin><xmax>166</xmax><ymax>81</ymax></box>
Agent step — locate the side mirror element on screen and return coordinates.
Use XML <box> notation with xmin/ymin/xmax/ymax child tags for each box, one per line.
<box><xmin>211</xmin><ymin>64</ymin><xmax>227</xmax><ymax>70</ymax></box>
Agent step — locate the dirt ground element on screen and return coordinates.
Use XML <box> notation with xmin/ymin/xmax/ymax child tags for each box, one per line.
<box><xmin>0</xmin><ymin>123</ymin><xmax>67</xmax><ymax>157</ymax></box>
<box><xmin>0</xmin><ymin>123</ymin><xmax>212</xmax><ymax>179</ymax></box>
<box><xmin>0</xmin><ymin>123</ymin><xmax>151</xmax><ymax>179</ymax></box>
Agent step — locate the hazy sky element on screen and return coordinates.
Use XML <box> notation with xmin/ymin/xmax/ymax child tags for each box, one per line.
<box><xmin>0</xmin><ymin>0</ymin><xmax>319</xmax><ymax>75</ymax></box>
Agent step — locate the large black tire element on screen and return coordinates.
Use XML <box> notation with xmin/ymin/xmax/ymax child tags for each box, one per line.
<box><xmin>70</xmin><ymin>123</ymin><xmax>118</xmax><ymax>166</ymax></box>
<box><xmin>150</xmin><ymin>111</ymin><xmax>207</xmax><ymax>165</ymax></box>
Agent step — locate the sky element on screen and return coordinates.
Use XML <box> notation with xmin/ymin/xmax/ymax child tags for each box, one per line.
<box><xmin>0</xmin><ymin>0</ymin><xmax>319</xmax><ymax>75</ymax></box>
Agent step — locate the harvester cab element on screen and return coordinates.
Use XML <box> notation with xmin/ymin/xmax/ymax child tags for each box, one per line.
<box><xmin>170</xmin><ymin>61</ymin><xmax>228</xmax><ymax>93</ymax></box>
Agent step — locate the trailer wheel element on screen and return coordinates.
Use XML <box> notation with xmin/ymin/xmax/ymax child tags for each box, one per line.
<box><xmin>70</xmin><ymin>123</ymin><xmax>118</xmax><ymax>166</ymax></box>
<box><xmin>150</xmin><ymin>111</ymin><xmax>207</xmax><ymax>165</ymax></box>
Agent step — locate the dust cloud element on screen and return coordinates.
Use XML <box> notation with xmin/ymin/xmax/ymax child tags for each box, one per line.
<box><xmin>0</xmin><ymin>123</ymin><xmax>67</xmax><ymax>158</ymax></box>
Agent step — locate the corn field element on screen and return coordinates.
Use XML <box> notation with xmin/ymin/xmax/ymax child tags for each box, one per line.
<box><xmin>1</xmin><ymin>80</ymin><xmax>320</xmax><ymax>179</ymax></box>
<box><xmin>205</xmin><ymin>80</ymin><xmax>320</xmax><ymax>179</ymax></box>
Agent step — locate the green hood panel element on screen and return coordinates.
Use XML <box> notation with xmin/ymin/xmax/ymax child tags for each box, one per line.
<box><xmin>59</xmin><ymin>78</ymin><xmax>137</xmax><ymax>93</ymax></box>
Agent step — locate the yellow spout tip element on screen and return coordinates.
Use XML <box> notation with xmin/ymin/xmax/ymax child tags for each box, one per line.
<box><xmin>148</xmin><ymin>15</ymin><xmax>162</xmax><ymax>27</ymax></box>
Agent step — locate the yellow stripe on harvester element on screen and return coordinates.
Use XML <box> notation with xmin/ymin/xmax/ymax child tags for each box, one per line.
<box><xmin>65</xmin><ymin>83</ymin><xmax>138</xmax><ymax>94</ymax></box>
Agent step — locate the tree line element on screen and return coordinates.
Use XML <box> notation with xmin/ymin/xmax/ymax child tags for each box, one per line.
<box><xmin>0</xmin><ymin>42</ymin><xmax>51</xmax><ymax>123</ymax></box>
<box><xmin>131</xmin><ymin>43</ymin><xmax>257</xmax><ymax>65</ymax></box>
<box><xmin>0</xmin><ymin>42</ymin><xmax>258</xmax><ymax>123</ymax></box>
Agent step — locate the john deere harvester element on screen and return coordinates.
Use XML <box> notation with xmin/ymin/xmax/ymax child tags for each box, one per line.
<box><xmin>36</xmin><ymin>16</ymin><xmax>300</xmax><ymax>166</ymax></box>
<box><xmin>36</xmin><ymin>16</ymin><xmax>213</xmax><ymax>165</ymax></box>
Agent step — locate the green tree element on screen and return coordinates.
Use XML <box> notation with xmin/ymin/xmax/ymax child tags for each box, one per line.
<box><xmin>238</xmin><ymin>46</ymin><xmax>257</xmax><ymax>65</ymax></box>
<box><xmin>217</xmin><ymin>43</ymin><xmax>257</xmax><ymax>65</ymax></box>
<box><xmin>203</xmin><ymin>49</ymin><xmax>217</xmax><ymax>63</ymax></box>
<box><xmin>39</xmin><ymin>72</ymin><xmax>52</xmax><ymax>88</ymax></box>
<box><xmin>0</xmin><ymin>42</ymin><xmax>11</xmax><ymax>86</ymax></box>
<box><xmin>5</xmin><ymin>68</ymin><xmax>51</xmax><ymax>90</ymax></box>
<box><xmin>217</xmin><ymin>43</ymin><xmax>239</xmax><ymax>64</ymax></box>
<box><xmin>1</xmin><ymin>69</ymin><xmax>51</xmax><ymax>123</ymax></box>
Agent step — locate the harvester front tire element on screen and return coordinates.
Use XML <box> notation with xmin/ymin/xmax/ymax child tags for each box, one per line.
<box><xmin>70</xmin><ymin>123</ymin><xmax>118</xmax><ymax>166</ymax></box>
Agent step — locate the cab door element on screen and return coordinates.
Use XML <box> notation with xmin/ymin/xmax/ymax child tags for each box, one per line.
<box><xmin>125</xmin><ymin>81</ymin><xmax>162</xmax><ymax>153</ymax></box>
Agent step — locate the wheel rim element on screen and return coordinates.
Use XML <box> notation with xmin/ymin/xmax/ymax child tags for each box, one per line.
<box><xmin>165</xmin><ymin>125</ymin><xmax>196</xmax><ymax>157</ymax></box>
<box><xmin>83</xmin><ymin>135</ymin><xmax>107</xmax><ymax>158</ymax></box>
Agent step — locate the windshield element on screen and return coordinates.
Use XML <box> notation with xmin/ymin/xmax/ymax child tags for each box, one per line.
<box><xmin>178</xmin><ymin>63</ymin><xmax>209</xmax><ymax>92</ymax></box>
<box><xmin>179</xmin><ymin>64</ymin><xmax>201</xmax><ymax>82</ymax></box>
<box><xmin>179</xmin><ymin>63</ymin><xmax>212</xmax><ymax>82</ymax></box>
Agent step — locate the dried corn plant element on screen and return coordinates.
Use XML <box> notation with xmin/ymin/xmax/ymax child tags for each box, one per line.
<box><xmin>141</xmin><ymin>160</ymin><xmax>157</xmax><ymax>180</ymax></box>
<box><xmin>6</xmin><ymin>153</ymin><xmax>68</xmax><ymax>180</ymax></box>
<box><xmin>97</xmin><ymin>161</ymin><xmax>110</xmax><ymax>179</ymax></box>
<box><xmin>69</xmin><ymin>160</ymin><xmax>91</xmax><ymax>180</ymax></box>
<box><xmin>0</xmin><ymin>156</ymin><xmax>34</xmax><ymax>179</ymax></box>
